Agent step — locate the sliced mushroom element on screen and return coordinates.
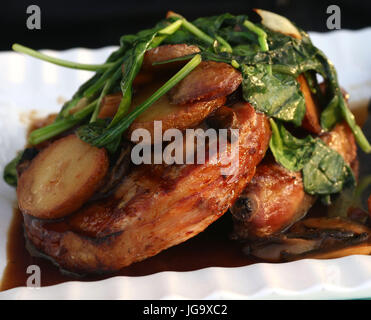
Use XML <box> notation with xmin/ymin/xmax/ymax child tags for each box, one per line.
<box><xmin>248</xmin><ymin>236</ymin><xmax>322</xmax><ymax>262</ymax></box>
<box><xmin>247</xmin><ymin>217</ymin><xmax>371</xmax><ymax>262</ymax></box>
<box><xmin>289</xmin><ymin>217</ymin><xmax>371</xmax><ymax>235</ymax></box>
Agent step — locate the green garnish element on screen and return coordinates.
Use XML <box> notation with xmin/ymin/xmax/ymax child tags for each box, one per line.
<box><xmin>4</xmin><ymin>11</ymin><xmax>370</xmax><ymax>202</ymax></box>
<box><xmin>12</xmin><ymin>43</ymin><xmax>115</xmax><ymax>71</ymax></box>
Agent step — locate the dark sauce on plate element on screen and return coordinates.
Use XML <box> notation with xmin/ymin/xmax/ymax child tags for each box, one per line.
<box><xmin>0</xmin><ymin>208</ymin><xmax>257</xmax><ymax>291</ymax></box>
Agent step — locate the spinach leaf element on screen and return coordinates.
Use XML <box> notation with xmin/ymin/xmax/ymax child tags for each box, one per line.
<box><xmin>3</xmin><ymin>151</ymin><xmax>23</xmax><ymax>187</ymax></box>
<box><xmin>77</xmin><ymin>120</ymin><xmax>121</xmax><ymax>154</ymax></box>
<box><xmin>302</xmin><ymin>140</ymin><xmax>355</xmax><ymax>195</ymax></box>
<box><xmin>269</xmin><ymin>119</ymin><xmax>314</xmax><ymax>171</ymax></box>
<box><xmin>242</xmin><ymin>64</ymin><xmax>306</xmax><ymax>126</ymax></box>
<box><xmin>270</xmin><ymin>119</ymin><xmax>355</xmax><ymax>196</ymax></box>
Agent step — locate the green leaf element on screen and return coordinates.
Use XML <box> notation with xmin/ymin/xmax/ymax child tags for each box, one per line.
<box><xmin>269</xmin><ymin>119</ymin><xmax>314</xmax><ymax>171</ymax></box>
<box><xmin>78</xmin><ymin>54</ymin><xmax>202</xmax><ymax>150</ymax></box>
<box><xmin>242</xmin><ymin>64</ymin><xmax>306</xmax><ymax>126</ymax></box>
<box><xmin>3</xmin><ymin>152</ymin><xmax>23</xmax><ymax>187</ymax></box>
<box><xmin>302</xmin><ymin>140</ymin><xmax>355</xmax><ymax>195</ymax></box>
<box><xmin>270</xmin><ymin>119</ymin><xmax>355</xmax><ymax>196</ymax></box>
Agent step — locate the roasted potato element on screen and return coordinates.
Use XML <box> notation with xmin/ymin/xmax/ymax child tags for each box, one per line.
<box><xmin>142</xmin><ymin>44</ymin><xmax>200</xmax><ymax>72</ymax></box>
<box><xmin>17</xmin><ymin>134</ymin><xmax>109</xmax><ymax>219</ymax></box>
<box><xmin>24</xmin><ymin>102</ymin><xmax>272</xmax><ymax>273</ymax></box>
<box><xmin>128</xmin><ymin>82</ymin><xmax>226</xmax><ymax>140</ymax></box>
<box><xmin>98</xmin><ymin>92</ymin><xmax>122</xmax><ymax>119</ymax></box>
<box><xmin>98</xmin><ymin>83</ymin><xmax>226</xmax><ymax>141</ymax></box>
<box><xmin>297</xmin><ymin>74</ymin><xmax>322</xmax><ymax>134</ymax></box>
<box><xmin>169</xmin><ymin>61</ymin><xmax>242</xmax><ymax>105</ymax></box>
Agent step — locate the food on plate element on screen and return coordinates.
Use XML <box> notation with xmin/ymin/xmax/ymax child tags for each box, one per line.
<box><xmin>17</xmin><ymin>135</ymin><xmax>109</xmax><ymax>219</ymax></box>
<box><xmin>231</xmin><ymin>122</ymin><xmax>358</xmax><ymax>239</ymax></box>
<box><xmin>24</xmin><ymin>103</ymin><xmax>270</xmax><ymax>273</ymax></box>
<box><xmin>3</xmin><ymin>9</ymin><xmax>371</xmax><ymax>274</ymax></box>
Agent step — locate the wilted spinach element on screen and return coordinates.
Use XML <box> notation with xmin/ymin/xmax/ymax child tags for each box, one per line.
<box><xmin>3</xmin><ymin>152</ymin><xmax>23</xmax><ymax>187</ymax></box>
<box><xmin>270</xmin><ymin>119</ymin><xmax>355</xmax><ymax>196</ymax></box>
<box><xmin>5</xmin><ymin>11</ymin><xmax>370</xmax><ymax>197</ymax></box>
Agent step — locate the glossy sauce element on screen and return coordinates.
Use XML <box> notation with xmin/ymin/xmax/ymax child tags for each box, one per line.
<box><xmin>0</xmin><ymin>209</ymin><xmax>257</xmax><ymax>291</ymax></box>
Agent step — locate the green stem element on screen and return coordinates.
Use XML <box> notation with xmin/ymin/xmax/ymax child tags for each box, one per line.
<box><xmin>83</xmin><ymin>58</ymin><xmax>124</xmax><ymax>98</ymax></box>
<box><xmin>150</xmin><ymin>20</ymin><xmax>184</xmax><ymax>49</ymax></box>
<box><xmin>110</xmin><ymin>20</ymin><xmax>184</xmax><ymax>127</ymax></box>
<box><xmin>243</xmin><ymin>20</ymin><xmax>271</xmax><ymax>74</ymax></box>
<box><xmin>12</xmin><ymin>44</ymin><xmax>114</xmax><ymax>71</ymax></box>
<box><xmin>243</xmin><ymin>20</ymin><xmax>268</xmax><ymax>50</ymax></box>
<box><xmin>339</xmin><ymin>95</ymin><xmax>371</xmax><ymax>153</ymax></box>
<box><xmin>168</xmin><ymin>12</ymin><xmax>214</xmax><ymax>45</ymax></box>
<box><xmin>93</xmin><ymin>54</ymin><xmax>202</xmax><ymax>147</ymax></box>
<box><xmin>29</xmin><ymin>100</ymin><xmax>97</xmax><ymax>145</ymax></box>
<box><xmin>215</xmin><ymin>35</ymin><xmax>233</xmax><ymax>53</ymax></box>
<box><xmin>90</xmin><ymin>66</ymin><xmax>123</xmax><ymax>122</ymax></box>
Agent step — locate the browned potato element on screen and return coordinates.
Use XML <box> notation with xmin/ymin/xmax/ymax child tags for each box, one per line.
<box><xmin>98</xmin><ymin>92</ymin><xmax>122</xmax><ymax>119</ymax></box>
<box><xmin>98</xmin><ymin>84</ymin><xmax>226</xmax><ymax>138</ymax></box>
<box><xmin>128</xmin><ymin>82</ymin><xmax>226</xmax><ymax>139</ymax></box>
<box><xmin>169</xmin><ymin>61</ymin><xmax>242</xmax><ymax>105</ymax></box>
<box><xmin>17</xmin><ymin>134</ymin><xmax>109</xmax><ymax>219</ymax></box>
<box><xmin>142</xmin><ymin>44</ymin><xmax>200</xmax><ymax>72</ymax></box>
<box><xmin>297</xmin><ymin>74</ymin><xmax>322</xmax><ymax>134</ymax></box>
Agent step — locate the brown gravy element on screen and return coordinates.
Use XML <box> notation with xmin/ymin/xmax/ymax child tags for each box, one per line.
<box><xmin>0</xmin><ymin>209</ymin><xmax>257</xmax><ymax>292</ymax></box>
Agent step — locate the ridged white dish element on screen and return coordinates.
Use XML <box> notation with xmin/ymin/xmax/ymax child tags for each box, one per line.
<box><xmin>0</xmin><ymin>28</ymin><xmax>370</xmax><ymax>300</ymax></box>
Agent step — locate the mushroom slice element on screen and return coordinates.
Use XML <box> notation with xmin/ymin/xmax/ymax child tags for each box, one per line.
<box><xmin>254</xmin><ymin>9</ymin><xmax>302</xmax><ymax>39</ymax></box>
<box><xmin>248</xmin><ymin>236</ymin><xmax>322</xmax><ymax>262</ymax></box>
<box><xmin>169</xmin><ymin>61</ymin><xmax>242</xmax><ymax>105</ymax></box>
<box><xmin>248</xmin><ymin>217</ymin><xmax>371</xmax><ymax>262</ymax></box>
<box><xmin>292</xmin><ymin>242</ymin><xmax>371</xmax><ymax>260</ymax></box>
<box><xmin>17</xmin><ymin>134</ymin><xmax>109</xmax><ymax>219</ymax></box>
<box><xmin>289</xmin><ymin>217</ymin><xmax>371</xmax><ymax>235</ymax></box>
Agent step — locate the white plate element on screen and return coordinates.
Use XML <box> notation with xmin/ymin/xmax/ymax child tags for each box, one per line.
<box><xmin>0</xmin><ymin>28</ymin><xmax>371</xmax><ymax>300</ymax></box>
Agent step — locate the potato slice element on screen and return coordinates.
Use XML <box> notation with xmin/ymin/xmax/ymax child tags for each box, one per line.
<box><xmin>297</xmin><ymin>74</ymin><xmax>322</xmax><ymax>134</ymax></box>
<box><xmin>98</xmin><ymin>92</ymin><xmax>122</xmax><ymax>119</ymax></box>
<box><xmin>128</xmin><ymin>82</ymin><xmax>226</xmax><ymax>140</ymax></box>
<box><xmin>142</xmin><ymin>44</ymin><xmax>200</xmax><ymax>72</ymax></box>
<box><xmin>17</xmin><ymin>134</ymin><xmax>109</xmax><ymax>219</ymax></box>
<box><xmin>169</xmin><ymin>61</ymin><xmax>242</xmax><ymax>105</ymax></box>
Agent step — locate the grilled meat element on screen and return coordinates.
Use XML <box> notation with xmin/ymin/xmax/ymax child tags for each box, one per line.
<box><xmin>231</xmin><ymin>122</ymin><xmax>358</xmax><ymax>239</ymax></box>
<box><xmin>23</xmin><ymin>102</ymin><xmax>271</xmax><ymax>273</ymax></box>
